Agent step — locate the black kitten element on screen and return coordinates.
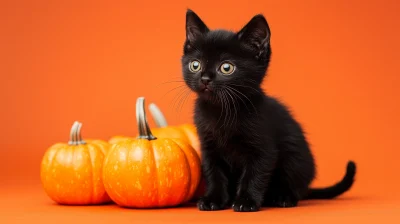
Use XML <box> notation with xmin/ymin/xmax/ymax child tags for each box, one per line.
<box><xmin>181</xmin><ymin>9</ymin><xmax>356</xmax><ymax>212</ymax></box>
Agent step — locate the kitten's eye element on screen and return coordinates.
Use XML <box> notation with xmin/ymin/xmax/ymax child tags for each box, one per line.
<box><xmin>189</xmin><ymin>60</ymin><xmax>201</xmax><ymax>72</ymax></box>
<box><xmin>220</xmin><ymin>63</ymin><xmax>235</xmax><ymax>75</ymax></box>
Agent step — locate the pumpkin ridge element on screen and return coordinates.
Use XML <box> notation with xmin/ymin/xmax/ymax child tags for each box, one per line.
<box><xmin>167</xmin><ymin>138</ymin><xmax>193</xmax><ymax>205</ymax></box>
<box><xmin>125</xmin><ymin>141</ymin><xmax>133</xmax><ymax>206</ymax></box>
<box><xmin>172</xmin><ymin>139</ymin><xmax>192</xmax><ymax>202</ymax></box>
<box><xmin>107</xmin><ymin>142</ymin><xmax>129</xmax><ymax>206</ymax></box>
<box><xmin>89</xmin><ymin>140</ymin><xmax>108</xmax><ymax>155</ymax></box>
<box><xmin>150</xmin><ymin>140</ymin><xmax>160</xmax><ymax>207</ymax></box>
<box><xmin>65</xmin><ymin>146</ymin><xmax>75</xmax><ymax>204</ymax></box>
<box><xmin>45</xmin><ymin>144</ymin><xmax>63</xmax><ymax>172</ymax></box>
<box><xmin>172</xmin><ymin>138</ymin><xmax>201</xmax><ymax>203</ymax></box>
<box><xmin>99</xmin><ymin>145</ymin><xmax>107</xmax><ymax>156</ymax></box>
<box><xmin>42</xmin><ymin>146</ymin><xmax>63</xmax><ymax>203</ymax></box>
<box><xmin>71</xmin><ymin>144</ymin><xmax>78</xmax><ymax>203</ymax></box>
<box><xmin>86</xmin><ymin>144</ymin><xmax>96</xmax><ymax>204</ymax></box>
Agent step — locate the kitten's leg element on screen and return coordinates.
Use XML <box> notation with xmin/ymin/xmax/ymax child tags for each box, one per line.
<box><xmin>197</xmin><ymin>149</ymin><xmax>230</xmax><ymax>211</ymax></box>
<box><xmin>232</xmin><ymin>150</ymin><xmax>276</xmax><ymax>212</ymax></box>
<box><xmin>264</xmin><ymin>138</ymin><xmax>315</xmax><ymax>208</ymax></box>
<box><xmin>264</xmin><ymin>174</ymin><xmax>300</xmax><ymax>208</ymax></box>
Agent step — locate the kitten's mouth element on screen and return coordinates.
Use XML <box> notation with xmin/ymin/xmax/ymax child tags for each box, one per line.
<box><xmin>199</xmin><ymin>85</ymin><xmax>212</xmax><ymax>93</ymax></box>
<box><xmin>198</xmin><ymin>86</ymin><xmax>214</xmax><ymax>99</ymax></box>
<box><xmin>201</xmin><ymin>88</ymin><xmax>213</xmax><ymax>95</ymax></box>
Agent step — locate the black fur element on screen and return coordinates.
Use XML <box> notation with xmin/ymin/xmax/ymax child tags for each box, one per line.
<box><xmin>181</xmin><ymin>9</ymin><xmax>356</xmax><ymax>212</ymax></box>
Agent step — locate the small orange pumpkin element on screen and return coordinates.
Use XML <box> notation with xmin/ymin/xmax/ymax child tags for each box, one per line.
<box><xmin>40</xmin><ymin>121</ymin><xmax>111</xmax><ymax>205</ymax></box>
<box><xmin>102</xmin><ymin>97</ymin><xmax>201</xmax><ymax>208</ymax></box>
<box><xmin>148</xmin><ymin>103</ymin><xmax>205</xmax><ymax>200</ymax></box>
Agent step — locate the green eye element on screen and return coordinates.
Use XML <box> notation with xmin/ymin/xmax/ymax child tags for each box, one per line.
<box><xmin>189</xmin><ymin>60</ymin><xmax>201</xmax><ymax>72</ymax></box>
<box><xmin>220</xmin><ymin>63</ymin><xmax>235</xmax><ymax>75</ymax></box>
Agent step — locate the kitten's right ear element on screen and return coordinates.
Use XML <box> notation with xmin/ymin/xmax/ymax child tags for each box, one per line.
<box><xmin>186</xmin><ymin>9</ymin><xmax>209</xmax><ymax>43</ymax></box>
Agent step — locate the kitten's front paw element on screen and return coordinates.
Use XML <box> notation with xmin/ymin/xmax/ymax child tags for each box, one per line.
<box><xmin>271</xmin><ymin>195</ymin><xmax>298</xmax><ymax>208</ymax></box>
<box><xmin>197</xmin><ymin>196</ymin><xmax>227</xmax><ymax>211</ymax></box>
<box><xmin>232</xmin><ymin>196</ymin><xmax>260</xmax><ymax>212</ymax></box>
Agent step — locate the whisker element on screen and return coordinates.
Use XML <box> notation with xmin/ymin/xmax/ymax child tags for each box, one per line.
<box><xmin>222</xmin><ymin>89</ymin><xmax>230</xmax><ymax>130</ymax></box>
<box><xmin>225</xmin><ymin>86</ymin><xmax>249</xmax><ymax>111</ymax></box>
<box><xmin>158</xmin><ymin>80</ymin><xmax>186</xmax><ymax>85</ymax></box>
<box><xmin>229</xmin><ymin>83</ymin><xmax>262</xmax><ymax>94</ymax></box>
<box><xmin>180</xmin><ymin>91</ymin><xmax>193</xmax><ymax>119</ymax></box>
<box><xmin>176</xmin><ymin>90</ymin><xmax>191</xmax><ymax>118</ymax></box>
<box><xmin>226</xmin><ymin>85</ymin><xmax>258</xmax><ymax>115</ymax></box>
<box><xmin>171</xmin><ymin>88</ymin><xmax>190</xmax><ymax>113</ymax></box>
<box><xmin>224</xmin><ymin>88</ymin><xmax>238</xmax><ymax>128</ymax></box>
<box><xmin>162</xmin><ymin>85</ymin><xmax>187</xmax><ymax>98</ymax></box>
<box><xmin>153</xmin><ymin>76</ymin><xmax>187</xmax><ymax>88</ymax></box>
<box><xmin>215</xmin><ymin>90</ymin><xmax>224</xmax><ymax>126</ymax></box>
<box><xmin>220</xmin><ymin>87</ymin><xmax>233</xmax><ymax>129</ymax></box>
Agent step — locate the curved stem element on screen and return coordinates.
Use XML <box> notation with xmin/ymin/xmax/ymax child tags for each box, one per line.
<box><xmin>149</xmin><ymin>103</ymin><xmax>168</xmax><ymax>127</ymax></box>
<box><xmin>68</xmin><ymin>121</ymin><xmax>79</xmax><ymax>145</ymax></box>
<box><xmin>136</xmin><ymin>97</ymin><xmax>157</xmax><ymax>140</ymax></box>
<box><xmin>76</xmin><ymin>122</ymin><xmax>86</xmax><ymax>144</ymax></box>
<box><xmin>68</xmin><ymin>121</ymin><xmax>86</xmax><ymax>145</ymax></box>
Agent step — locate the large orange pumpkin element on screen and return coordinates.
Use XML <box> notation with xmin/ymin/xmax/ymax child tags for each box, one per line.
<box><xmin>40</xmin><ymin>121</ymin><xmax>111</xmax><ymax>205</ymax></box>
<box><xmin>148</xmin><ymin>103</ymin><xmax>205</xmax><ymax>200</ymax></box>
<box><xmin>102</xmin><ymin>97</ymin><xmax>201</xmax><ymax>208</ymax></box>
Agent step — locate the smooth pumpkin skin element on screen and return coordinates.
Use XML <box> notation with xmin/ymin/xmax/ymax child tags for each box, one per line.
<box><xmin>108</xmin><ymin>135</ymin><xmax>133</xmax><ymax>145</ymax></box>
<box><xmin>102</xmin><ymin>137</ymin><xmax>201</xmax><ymax>208</ymax></box>
<box><xmin>40</xmin><ymin>141</ymin><xmax>111</xmax><ymax>205</ymax></box>
<box><xmin>153</xmin><ymin>124</ymin><xmax>205</xmax><ymax>200</ymax></box>
<box><xmin>151</xmin><ymin>126</ymin><xmax>190</xmax><ymax>143</ymax></box>
<box><xmin>177</xmin><ymin>124</ymin><xmax>205</xmax><ymax>199</ymax></box>
<box><xmin>86</xmin><ymin>139</ymin><xmax>110</xmax><ymax>155</ymax></box>
<box><xmin>178</xmin><ymin>124</ymin><xmax>201</xmax><ymax>157</ymax></box>
<box><xmin>164</xmin><ymin>124</ymin><xmax>204</xmax><ymax>199</ymax></box>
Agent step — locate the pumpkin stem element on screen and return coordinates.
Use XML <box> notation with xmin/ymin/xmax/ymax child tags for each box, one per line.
<box><xmin>76</xmin><ymin>122</ymin><xmax>86</xmax><ymax>144</ymax></box>
<box><xmin>136</xmin><ymin>97</ymin><xmax>157</xmax><ymax>140</ymax></box>
<box><xmin>68</xmin><ymin>121</ymin><xmax>79</xmax><ymax>144</ymax></box>
<box><xmin>149</xmin><ymin>103</ymin><xmax>168</xmax><ymax>127</ymax></box>
<box><xmin>68</xmin><ymin>121</ymin><xmax>86</xmax><ymax>145</ymax></box>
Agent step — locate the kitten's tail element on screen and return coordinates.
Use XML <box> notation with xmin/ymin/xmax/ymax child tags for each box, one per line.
<box><xmin>304</xmin><ymin>161</ymin><xmax>356</xmax><ymax>200</ymax></box>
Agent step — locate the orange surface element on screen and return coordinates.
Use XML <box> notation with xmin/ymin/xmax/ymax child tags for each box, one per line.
<box><xmin>1</xmin><ymin>0</ymin><xmax>400</xmax><ymax>223</ymax></box>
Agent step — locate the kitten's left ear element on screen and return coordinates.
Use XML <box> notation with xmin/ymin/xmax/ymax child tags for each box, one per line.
<box><xmin>186</xmin><ymin>9</ymin><xmax>209</xmax><ymax>43</ymax></box>
<box><xmin>237</xmin><ymin>14</ymin><xmax>271</xmax><ymax>55</ymax></box>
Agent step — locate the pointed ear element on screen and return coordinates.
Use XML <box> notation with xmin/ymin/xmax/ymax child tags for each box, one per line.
<box><xmin>237</xmin><ymin>14</ymin><xmax>271</xmax><ymax>54</ymax></box>
<box><xmin>186</xmin><ymin>9</ymin><xmax>209</xmax><ymax>43</ymax></box>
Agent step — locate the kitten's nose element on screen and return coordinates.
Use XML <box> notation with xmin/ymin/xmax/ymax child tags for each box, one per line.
<box><xmin>201</xmin><ymin>76</ymin><xmax>211</xmax><ymax>85</ymax></box>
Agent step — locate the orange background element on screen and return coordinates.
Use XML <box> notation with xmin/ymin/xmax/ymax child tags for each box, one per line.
<box><xmin>1</xmin><ymin>0</ymin><xmax>400</xmax><ymax>223</ymax></box>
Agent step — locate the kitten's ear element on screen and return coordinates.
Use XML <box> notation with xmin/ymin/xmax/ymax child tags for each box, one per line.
<box><xmin>186</xmin><ymin>9</ymin><xmax>209</xmax><ymax>43</ymax></box>
<box><xmin>237</xmin><ymin>14</ymin><xmax>271</xmax><ymax>54</ymax></box>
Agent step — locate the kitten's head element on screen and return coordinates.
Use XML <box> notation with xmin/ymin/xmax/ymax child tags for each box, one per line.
<box><xmin>181</xmin><ymin>9</ymin><xmax>272</xmax><ymax>103</ymax></box>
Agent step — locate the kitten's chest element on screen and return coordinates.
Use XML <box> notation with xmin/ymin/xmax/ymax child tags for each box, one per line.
<box><xmin>198</xmin><ymin>119</ymin><xmax>262</xmax><ymax>170</ymax></box>
<box><xmin>196</xmin><ymin>112</ymin><xmax>250</xmax><ymax>146</ymax></box>
<box><xmin>205</xmin><ymin>125</ymin><xmax>250</xmax><ymax>160</ymax></box>
<box><xmin>196</xmin><ymin>105</ymin><xmax>241</xmax><ymax>131</ymax></box>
